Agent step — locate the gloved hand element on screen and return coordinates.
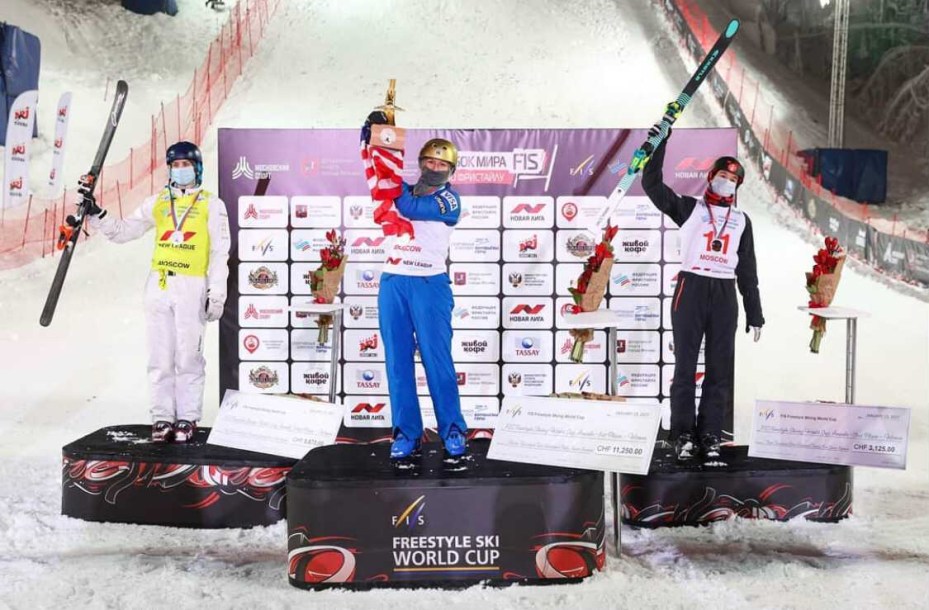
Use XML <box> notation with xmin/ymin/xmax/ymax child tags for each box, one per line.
<box><xmin>205</xmin><ymin>290</ymin><xmax>225</xmax><ymax>323</ymax></box>
<box><xmin>648</xmin><ymin>122</ymin><xmax>671</xmax><ymax>142</ymax></box>
<box><xmin>79</xmin><ymin>190</ymin><xmax>105</xmax><ymax>218</ymax></box>
<box><xmin>361</xmin><ymin>110</ymin><xmax>390</xmax><ymax>144</ymax></box>
<box><xmin>747</xmin><ymin>326</ymin><xmax>762</xmax><ymax>342</ymax></box>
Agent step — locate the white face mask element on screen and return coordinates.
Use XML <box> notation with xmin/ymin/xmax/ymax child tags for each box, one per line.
<box><xmin>710</xmin><ymin>176</ymin><xmax>737</xmax><ymax>198</ymax></box>
<box><xmin>170</xmin><ymin>166</ymin><xmax>197</xmax><ymax>187</ymax></box>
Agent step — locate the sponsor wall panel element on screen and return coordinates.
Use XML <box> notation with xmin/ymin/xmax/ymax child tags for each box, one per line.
<box><xmin>219</xmin><ymin>128</ymin><xmax>736</xmax><ymax>441</ymax></box>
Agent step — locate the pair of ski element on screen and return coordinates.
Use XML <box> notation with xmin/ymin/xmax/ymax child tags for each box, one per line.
<box><xmin>38</xmin><ymin>19</ymin><xmax>739</xmax><ymax>326</ymax></box>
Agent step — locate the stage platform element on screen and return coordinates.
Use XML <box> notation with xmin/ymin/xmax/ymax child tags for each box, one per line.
<box><xmin>62</xmin><ymin>425</ymin><xmax>295</xmax><ymax>528</ymax></box>
<box><xmin>286</xmin><ymin>440</ymin><xmax>605</xmax><ymax>589</ymax></box>
<box><xmin>621</xmin><ymin>446</ymin><xmax>853</xmax><ymax>527</ymax></box>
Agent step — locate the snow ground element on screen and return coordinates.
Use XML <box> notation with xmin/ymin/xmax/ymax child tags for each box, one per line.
<box><xmin>0</xmin><ymin>0</ymin><xmax>927</xmax><ymax>608</ymax></box>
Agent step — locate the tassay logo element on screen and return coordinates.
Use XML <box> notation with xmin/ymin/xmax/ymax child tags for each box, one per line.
<box><xmin>392</xmin><ymin>495</ymin><xmax>426</xmax><ymax>529</ymax></box>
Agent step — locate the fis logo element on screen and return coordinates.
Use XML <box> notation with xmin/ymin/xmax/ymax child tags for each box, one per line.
<box><xmin>252</xmin><ymin>236</ymin><xmax>274</xmax><ymax>255</ymax></box>
<box><xmin>392</xmin><ymin>495</ymin><xmax>426</xmax><ymax>529</ymax></box>
<box><xmin>571</xmin><ymin>371</ymin><xmax>592</xmax><ymax>391</ymax></box>
<box><xmin>759</xmin><ymin>408</ymin><xmax>775</xmax><ymax>421</ymax></box>
<box><xmin>570</xmin><ymin>154</ymin><xmax>596</xmax><ymax>177</ymax></box>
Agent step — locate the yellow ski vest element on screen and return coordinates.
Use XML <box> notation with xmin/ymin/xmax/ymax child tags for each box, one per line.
<box><xmin>151</xmin><ymin>188</ymin><xmax>211</xmax><ymax>277</ymax></box>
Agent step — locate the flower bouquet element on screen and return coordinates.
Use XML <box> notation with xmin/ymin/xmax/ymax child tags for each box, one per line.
<box><xmin>566</xmin><ymin>223</ymin><xmax>620</xmax><ymax>362</ymax></box>
<box><xmin>805</xmin><ymin>235</ymin><xmax>845</xmax><ymax>353</ymax></box>
<box><xmin>310</xmin><ymin>229</ymin><xmax>347</xmax><ymax>344</ymax></box>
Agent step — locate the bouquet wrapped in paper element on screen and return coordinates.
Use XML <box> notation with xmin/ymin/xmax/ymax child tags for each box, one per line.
<box><xmin>310</xmin><ymin>230</ymin><xmax>347</xmax><ymax>344</ymax></box>
<box><xmin>805</xmin><ymin>236</ymin><xmax>845</xmax><ymax>353</ymax></box>
<box><xmin>566</xmin><ymin>224</ymin><xmax>620</xmax><ymax>362</ymax></box>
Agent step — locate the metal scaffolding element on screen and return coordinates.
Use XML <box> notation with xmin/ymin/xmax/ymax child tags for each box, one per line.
<box><xmin>827</xmin><ymin>0</ymin><xmax>851</xmax><ymax>148</ymax></box>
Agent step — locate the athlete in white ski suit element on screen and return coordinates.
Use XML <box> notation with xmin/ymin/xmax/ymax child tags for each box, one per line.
<box><xmin>89</xmin><ymin>142</ymin><xmax>230</xmax><ymax>437</ymax></box>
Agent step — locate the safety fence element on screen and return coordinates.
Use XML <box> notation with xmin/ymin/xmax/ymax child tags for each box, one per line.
<box><xmin>0</xmin><ymin>0</ymin><xmax>281</xmax><ymax>270</ymax></box>
<box><xmin>662</xmin><ymin>0</ymin><xmax>929</xmax><ymax>287</ymax></box>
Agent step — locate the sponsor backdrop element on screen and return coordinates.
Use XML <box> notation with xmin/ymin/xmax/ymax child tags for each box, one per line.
<box><xmin>218</xmin><ymin>127</ymin><xmax>737</xmax><ymax>441</ymax></box>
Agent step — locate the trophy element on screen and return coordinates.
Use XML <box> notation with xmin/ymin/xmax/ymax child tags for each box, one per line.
<box><xmin>370</xmin><ymin>79</ymin><xmax>406</xmax><ymax>151</ymax></box>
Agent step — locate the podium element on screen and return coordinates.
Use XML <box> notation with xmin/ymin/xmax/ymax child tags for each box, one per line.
<box><xmin>62</xmin><ymin>425</ymin><xmax>294</xmax><ymax>527</ymax></box>
<box><xmin>286</xmin><ymin>441</ymin><xmax>604</xmax><ymax>589</ymax></box>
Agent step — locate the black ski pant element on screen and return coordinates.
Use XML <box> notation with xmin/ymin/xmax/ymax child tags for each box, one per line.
<box><xmin>669</xmin><ymin>271</ymin><xmax>737</xmax><ymax>440</ymax></box>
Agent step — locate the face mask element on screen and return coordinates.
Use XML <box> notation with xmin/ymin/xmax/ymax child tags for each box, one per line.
<box><xmin>170</xmin><ymin>166</ymin><xmax>197</xmax><ymax>187</ymax></box>
<box><xmin>710</xmin><ymin>175</ymin><xmax>737</xmax><ymax>198</ymax></box>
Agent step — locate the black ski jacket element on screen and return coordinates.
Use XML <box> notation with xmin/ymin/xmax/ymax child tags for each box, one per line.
<box><xmin>641</xmin><ymin>139</ymin><xmax>765</xmax><ymax>330</ymax></box>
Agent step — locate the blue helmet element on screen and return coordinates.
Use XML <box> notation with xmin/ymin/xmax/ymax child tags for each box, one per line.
<box><xmin>166</xmin><ymin>141</ymin><xmax>203</xmax><ymax>186</ymax></box>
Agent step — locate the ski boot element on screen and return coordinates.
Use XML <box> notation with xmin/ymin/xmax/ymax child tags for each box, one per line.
<box><xmin>673</xmin><ymin>432</ymin><xmax>696</xmax><ymax>463</ymax></box>
<box><xmin>700</xmin><ymin>433</ymin><xmax>726</xmax><ymax>466</ymax></box>
<box><xmin>390</xmin><ymin>432</ymin><xmax>422</xmax><ymax>471</ymax></box>
<box><xmin>173</xmin><ymin>420</ymin><xmax>197</xmax><ymax>443</ymax></box>
<box><xmin>152</xmin><ymin>421</ymin><xmax>174</xmax><ymax>443</ymax></box>
<box><xmin>441</xmin><ymin>425</ymin><xmax>470</xmax><ymax>471</ymax></box>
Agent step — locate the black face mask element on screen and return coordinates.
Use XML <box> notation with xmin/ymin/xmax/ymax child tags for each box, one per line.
<box><xmin>413</xmin><ymin>167</ymin><xmax>451</xmax><ymax>195</ymax></box>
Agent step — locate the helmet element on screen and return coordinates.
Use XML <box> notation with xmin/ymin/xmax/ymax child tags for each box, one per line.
<box><xmin>708</xmin><ymin>156</ymin><xmax>744</xmax><ymax>185</ymax></box>
<box><xmin>166</xmin><ymin>141</ymin><xmax>203</xmax><ymax>186</ymax></box>
<box><xmin>419</xmin><ymin>138</ymin><xmax>458</xmax><ymax>169</ymax></box>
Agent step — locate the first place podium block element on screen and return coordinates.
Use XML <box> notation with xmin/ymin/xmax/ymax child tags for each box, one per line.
<box><xmin>62</xmin><ymin>425</ymin><xmax>296</xmax><ymax>528</ymax></box>
<box><xmin>286</xmin><ymin>441</ymin><xmax>605</xmax><ymax>590</ymax></box>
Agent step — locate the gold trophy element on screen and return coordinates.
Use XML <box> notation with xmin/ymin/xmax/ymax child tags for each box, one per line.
<box><xmin>370</xmin><ymin>79</ymin><xmax>406</xmax><ymax>151</ymax></box>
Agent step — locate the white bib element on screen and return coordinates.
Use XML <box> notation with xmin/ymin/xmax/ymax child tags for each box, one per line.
<box><xmin>381</xmin><ymin>220</ymin><xmax>455</xmax><ymax>276</ymax></box>
<box><xmin>678</xmin><ymin>200</ymin><xmax>746</xmax><ymax>279</ymax></box>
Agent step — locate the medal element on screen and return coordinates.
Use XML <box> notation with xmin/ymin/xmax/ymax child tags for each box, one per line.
<box><xmin>705</xmin><ymin>202</ymin><xmax>732</xmax><ymax>254</ymax></box>
<box><xmin>168</xmin><ymin>191</ymin><xmax>200</xmax><ymax>245</ymax></box>
<box><xmin>171</xmin><ymin>231</ymin><xmax>184</xmax><ymax>244</ymax></box>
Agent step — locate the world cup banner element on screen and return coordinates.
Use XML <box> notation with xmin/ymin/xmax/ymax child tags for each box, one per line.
<box><xmin>3</xmin><ymin>90</ymin><xmax>38</xmax><ymax>209</ymax></box>
<box><xmin>217</xmin><ymin>127</ymin><xmax>737</xmax><ymax>441</ymax></box>
<box><xmin>47</xmin><ymin>91</ymin><xmax>73</xmax><ymax>195</ymax></box>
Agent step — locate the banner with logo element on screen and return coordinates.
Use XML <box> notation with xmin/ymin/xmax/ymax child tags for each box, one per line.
<box><xmin>47</xmin><ymin>91</ymin><xmax>72</xmax><ymax>195</ymax></box>
<box><xmin>218</xmin><ymin>127</ymin><xmax>737</xmax><ymax>442</ymax></box>
<box><xmin>287</xmin><ymin>445</ymin><xmax>604</xmax><ymax>587</ymax></box>
<box><xmin>3</xmin><ymin>89</ymin><xmax>38</xmax><ymax>210</ymax></box>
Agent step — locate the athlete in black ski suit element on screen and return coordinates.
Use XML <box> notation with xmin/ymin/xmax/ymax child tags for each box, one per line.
<box><xmin>642</xmin><ymin>129</ymin><xmax>764</xmax><ymax>461</ymax></box>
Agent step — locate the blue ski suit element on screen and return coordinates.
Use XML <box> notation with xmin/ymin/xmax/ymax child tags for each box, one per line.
<box><xmin>378</xmin><ymin>182</ymin><xmax>467</xmax><ymax>441</ymax></box>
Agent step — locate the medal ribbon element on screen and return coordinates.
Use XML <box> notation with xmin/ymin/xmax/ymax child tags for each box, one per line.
<box><xmin>705</xmin><ymin>201</ymin><xmax>732</xmax><ymax>243</ymax></box>
<box><xmin>169</xmin><ymin>190</ymin><xmax>201</xmax><ymax>236</ymax></box>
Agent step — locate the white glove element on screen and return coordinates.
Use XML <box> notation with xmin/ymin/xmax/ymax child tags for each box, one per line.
<box><xmin>205</xmin><ymin>291</ymin><xmax>225</xmax><ymax>323</ymax></box>
<box><xmin>749</xmin><ymin>326</ymin><xmax>762</xmax><ymax>342</ymax></box>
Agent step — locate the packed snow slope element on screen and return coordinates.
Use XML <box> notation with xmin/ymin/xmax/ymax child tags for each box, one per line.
<box><xmin>0</xmin><ymin>1</ymin><xmax>927</xmax><ymax>608</ymax></box>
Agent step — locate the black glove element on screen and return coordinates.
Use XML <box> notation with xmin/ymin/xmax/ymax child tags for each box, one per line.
<box><xmin>79</xmin><ymin>189</ymin><xmax>105</xmax><ymax>218</ymax></box>
<box><xmin>361</xmin><ymin>110</ymin><xmax>390</xmax><ymax>145</ymax></box>
<box><xmin>648</xmin><ymin>122</ymin><xmax>672</xmax><ymax>141</ymax></box>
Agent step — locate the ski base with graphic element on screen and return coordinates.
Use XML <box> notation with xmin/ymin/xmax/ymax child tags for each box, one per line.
<box><xmin>621</xmin><ymin>446</ymin><xmax>853</xmax><ymax>527</ymax></box>
<box><xmin>62</xmin><ymin>425</ymin><xmax>295</xmax><ymax>528</ymax></box>
<box><xmin>286</xmin><ymin>440</ymin><xmax>605</xmax><ymax>589</ymax></box>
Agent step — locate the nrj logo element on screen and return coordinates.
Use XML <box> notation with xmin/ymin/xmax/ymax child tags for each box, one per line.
<box><xmin>759</xmin><ymin>408</ymin><xmax>775</xmax><ymax>421</ymax></box>
<box><xmin>392</xmin><ymin>495</ymin><xmax>426</xmax><ymax>529</ymax></box>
